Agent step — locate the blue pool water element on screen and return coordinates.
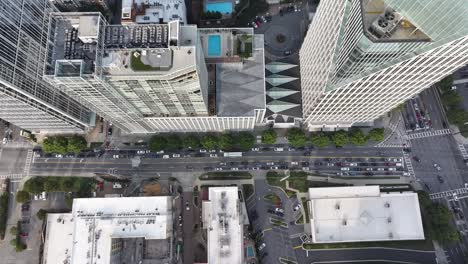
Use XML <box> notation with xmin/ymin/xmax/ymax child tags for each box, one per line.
<box><xmin>205</xmin><ymin>2</ymin><xmax>233</xmax><ymax>14</ymax></box>
<box><xmin>208</xmin><ymin>35</ymin><xmax>221</xmax><ymax>57</ymax></box>
<box><xmin>246</xmin><ymin>246</ymin><xmax>255</xmax><ymax>258</ymax></box>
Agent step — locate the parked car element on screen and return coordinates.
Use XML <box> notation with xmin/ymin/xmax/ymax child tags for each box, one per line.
<box><xmin>437</xmin><ymin>175</ymin><xmax>445</xmax><ymax>183</ymax></box>
<box><xmin>172</xmin><ymin>154</ymin><xmax>180</xmax><ymax>158</ymax></box>
<box><xmin>341</xmin><ymin>167</ymin><xmax>350</xmax><ymax>171</ymax></box>
<box><xmin>210</xmin><ymin>154</ymin><xmax>218</xmax><ymax>157</ymax></box>
<box><xmin>258</xmin><ymin>243</ymin><xmax>266</xmax><ymax>251</ymax></box>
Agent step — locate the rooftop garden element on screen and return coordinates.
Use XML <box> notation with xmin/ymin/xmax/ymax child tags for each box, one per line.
<box><xmin>131</xmin><ymin>51</ymin><xmax>160</xmax><ymax>71</ymax></box>
<box><xmin>236</xmin><ymin>34</ymin><xmax>253</xmax><ymax>58</ymax></box>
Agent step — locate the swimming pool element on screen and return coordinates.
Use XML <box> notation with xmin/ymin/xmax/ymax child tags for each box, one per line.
<box><xmin>205</xmin><ymin>2</ymin><xmax>233</xmax><ymax>14</ymax></box>
<box><xmin>207</xmin><ymin>35</ymin><xmax>221</xmax><ymax>57</ymax></box>
<box><xmin>246</xmin><ymin>245</ymin><xmax>255</xmax><ymax>258</ymax></box>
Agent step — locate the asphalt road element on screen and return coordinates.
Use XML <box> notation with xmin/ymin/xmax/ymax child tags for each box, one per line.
<box><xmin>30</xmin><ymin>147</ymin><xmax>405</xmax><ymax>177</ymax></box>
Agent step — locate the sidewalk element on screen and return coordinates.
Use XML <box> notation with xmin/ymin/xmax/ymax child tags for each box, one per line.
<box><xmin>308</xmin><ymin>175</ymin><xmax>411</xmax><ymax>186</ymax></box>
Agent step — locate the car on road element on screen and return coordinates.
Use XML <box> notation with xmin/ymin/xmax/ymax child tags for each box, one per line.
<box><xmin>349</xmin><ymin>163</ymin><xmax>358</xmax><ymax>166</ymax></box>
<box><xmin>210</xmin><ymin>154</ymin><xmax>218</xmax><ymax>157</ymax></box>
<box><xmin>275</xmin><ymin>207</ymin><xmax>284</xmax><ymax>213</ymax></box>
<box><xmin>199</xmin><ymin>149</ymin><xmax>207</xmax><ymax>153</ymax></box>
<box><xmin>341</xmin><ymin>167</ymin><xmax>350</xmax><ymax>171</ymax></box>
<box><xmin>219</xmin><ymin>162</ymin><xmax>227</xmax><ymax>166</ymax></box>
<box><xmin>172</xmin><ymin>154</ymin><xmax>180</xmax><ymax>158</ymax></box>
<box><xmin>290</xmin><ymin>161</ymin><xmax>298</xmax><ymax>166</ymax></box>
<box><xmin>274</xmin><ymin>147</ymin><xmax>284</xmax><ymax>152</ymax></box>
<box><xmin>437</xmin><ymin>175</ymin><xmax>444</xmax><ymax>183</ymax></box>
<box><xmin>293</xmin><ymin>204</ymin><xmax>301</xmax><ymax>211</ymax></box>
<box><xmin>366</xmin><ymin>167</ymin><xmax>373</xmax><ymax>171</ymax></box>
<box><xmin>185</xmin><ymin>202</ymin><xmax>190</xmax><ymax>211</ymax></box>
<box><xmin>266</xmin><ymin>162</ymin><xmax>274</xmax><ymax>166</ymax></box>
<box><xmin>20</xmin><ymin>232</ymin><xmax>28</xmax><ymax>237</ymax></box>
<box><xmin>21</xmin><ymin>204</ymin><xmax>29</xmax><ymax>211</ymax></box>
<box><xmin>284</xmin><ymin>50</ymin><xmax>292</xmax><ymax>56</ymax></box>
<box><xmin>231</xmin><ymin>167</ymin><xmax>239</xmax><ymax>171</ymax></box>
<box><xmin>251</xmin><ymin>147</ymin><xmax>259</xmax><ymax>151</ymax></box>
<box><xmin>215</xmin><ymin>167</ymin><xmax>223</xmax><ymax>171</ymax></box>
<box><xmin>377</xmin><ymin>167</ymin><xmax>385</xmax><ymax>171</ymax></box>
<box><xmin>258</xmin><ymin>243</ymin><xmax>266</xmax><ymax>251</ymax></box>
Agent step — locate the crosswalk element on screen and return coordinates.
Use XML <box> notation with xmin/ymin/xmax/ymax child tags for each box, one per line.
<box><xmin>458</xmin><ymin>144</ymin><xmax>468</xmax><ymax>160</ymax></box>
<box><xmin>402</xmin><ymin>151</ymin><xmax>415</xmax><ymax>179</ymax></box>
<box><xmin>430</xmin><ymin>187</ymin><xmax>468</xmax><ymax>200</ymax></box>
<box><xmin>23</xmin><ymin>149</ymin><xmax>33</xmax><ymax>176</ymax></box>
<box><xmin>407</xmin><ymin>129</ymin><xmax>452</xmax><ymax>140</ymax></box>
<box><xmin>1</xmin><ymin>141</ymin><xmax>32</xmax><ymax>149</ymax></box>
<box><xmin>0</xmin><ymin>173</ymin><xmax>24</xmax><ymax>182</ymax></box>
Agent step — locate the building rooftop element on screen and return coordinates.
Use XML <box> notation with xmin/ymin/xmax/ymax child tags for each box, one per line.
<box><xmin>202</xmin><ymin>187</ymin><xmax>243</xmax><ymax>264</ymax></box>
<box><xmin>42</xmin><ymin>196</ymin><xmax>173</xmax><ymax>264</ymax></box>
<box><xmin>46</xmin><ymin>13</ymin><xmax>104</xmax><ymax>76</ymax></box>
<box><xmin>308</xmin><ymin>186</ymin><xmax>425</xmax><ymax>243</ymax></box>
<box><xmin>198</xmin><ymin>28</ymin><xmax>266</xmax><ymax>117</ymax></box>
<box><xmin>122</xmin><ymin>0</ymin><xmax>186</xmax><ymax>25</ymax></box>
<box><xmin>362</xmin><ymin>0</ymin><xmax>431</xmax><ymax>42</ymax></box>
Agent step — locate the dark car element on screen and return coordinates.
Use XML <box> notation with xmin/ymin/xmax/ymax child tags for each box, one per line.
<box><xmin>284</xmin><ymin>50</ymin><xmax>292</xmax><ymax>56</ymax></box>
<box><xmin>437</xmin><ymin>175</ymin><xmax>445</xmax><ymax>183</ymax></box>
<box><xmin>413</xmin><ymin>156</ymin><xmax>421</xmax><ymax>162</ymax></box>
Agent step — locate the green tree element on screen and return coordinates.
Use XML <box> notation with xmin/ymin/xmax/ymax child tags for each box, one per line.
<box><xmin>67</xmin><ymin>135</ymin><xmax>87</xmax><ymax>153</ymax></box>
<box><xmin>36</xmin><ymin>209</ymin><xmax>47</xmax><ymax>221</ymax></box>
<box><xmin>9</xmin><ymin>226</ymin><xmax>17</xmax><ymax>236</ymax></box>
<box><xmin>42</xmin><ymin>137</ymin><xmax>55</xmax><ymax>153</ymax></box>
<box><xmin>60</xmin><ymin>177</ymin><xmax>77</xmax><ymax>192</ymax></box>
<box><xmin>261</xmin><ymin>129</ymin><xmax>277</xmax><ymax>144</ymax></box>
<box><xmin>349</xmin><ymin>129</ymin><xmax>368</xmax><ymax>146</ymax></box>
<box><xmin>310</xmin><ymin>132</ymin><xmax>330</xmax><ymax>148</ymax></box>
<box><xmin>427</xmin><ymin>203</ymin><xmax>460</xmax><ymax>244</ymax></box>
<box><xmin>201</xmin><ymin>134</ymin><xmax>218</xmax><ymax>150</ymax></box>
<box><xmin>332</xmin><ymin>130</ymin><xmax>348</xmax><ymax>147</ymax></box>
<box><xmin>149</xmin><ymin>135</ymin><xmax>167</xmax><ymax>152</ymax></box>
<box><xmin>219</xmin><ymin>133</ymin><xmax>234</xmax><ymax>151</ymax></box>
<box><xmin>44</xmin><ymin>177</ymin><xmax>60</xmax><ymax>192</ymax></box>
<box><xmin>15</xmin><ymin>190</ymin><xmax>30</xmax><ymax>203</ymax></box>
<box><xmin>287</xmin><ymin>128</ymin><xmax>306</xmax><ymax>148</ymax></box>
<box><xmin>238</xmin><ymin>132</ymin><xmax>255</xmax><ymax>151</ymax></box>
<box><xmin>53</xmin><ymin>136</ymin><xmax>68</xmax><ymax>154</ymax></box>
<box><xmin>23</xmin><ymin>177</ymin><xmax>45</xmax><ymax>194</ymax></box>
<box><xmin>441</xmin><ymin>90</ymin><xmax>462</xmax><ymax>107</ymax></box>
<box><xmin>438</xmin><ymin>75</ymin><xmax>454</xmax><ymax>91</ymax></box>
<box><xmin>165</xmin><ymin>134</ymin><xmax>182</xmax><ymax>151</ymax></box>
<box><xmin>183</xmin><ymin>134</ymin><xmax>200</xmax><ymax>149</ymax></box>
<box><xmin>368</xmin><ymin>128</ymin><xmax>385</xmax><ymax>142</ymax></box>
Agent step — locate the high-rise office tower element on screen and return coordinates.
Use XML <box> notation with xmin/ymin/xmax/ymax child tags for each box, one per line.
<box><xmin>0</xmin><ymin>0</ymin><xmax>93</xmax><ymax>133</ymax></box>
<box><xmin>300</xmin><ymin>0</ymin><xmax>468</xmax><ymax>130</ymax></box>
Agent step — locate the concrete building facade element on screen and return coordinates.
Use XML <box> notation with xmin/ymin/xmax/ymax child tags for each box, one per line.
<box><xmin>43</xmin><ymin>13</ymin><xmax>266</xmax><ymax>133</ymax></box>
<box><xmin>300</xmin><ymin>0</ymin><xmax>468</xmax><ymax>130</ymax></box>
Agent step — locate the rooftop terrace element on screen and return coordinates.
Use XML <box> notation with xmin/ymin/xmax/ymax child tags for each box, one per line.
<box><xmin>122</xmin><ymin>0</ymin><xmax>186</xmax><ymax>24</ymax></box>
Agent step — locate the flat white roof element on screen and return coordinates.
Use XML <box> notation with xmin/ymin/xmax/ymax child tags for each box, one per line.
<box><xmin>122</xmin><ymin>0</ymin><xmax>187</xmax><ymax>24</ymax></box>
<box><xmin>43</xmin><ymin>196</ymin><xmax>172</xmax><ymax>264</ymax></box>
<box><xmin>203</xmin><ymin>187</ymin><xmax>243</xmax><ymax>264</ymax></box>
<box><xmin>43</xmin><ymin>213</ymin><xmax>74</xmax><ymax>264</ymax></box>
<box><xmin>309</xmin><ymin>186</ymin><xmax>425</xmax><ymax>243</ymax></box>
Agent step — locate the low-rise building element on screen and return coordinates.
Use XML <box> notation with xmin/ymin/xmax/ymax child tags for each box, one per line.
<box><xmin>42</xmin><ymin>196</ymin><xmax>173</xmax><ymax>264</ymax></box>
<box><xmin>121</xmin><ymin>0</ymin><xmax>187</xmax><ymax>25</ymax></box>
<box><xmin>308</xmin><ymin>186</ymin><xmax>425</xmax><ymax>243</ymax></box>
<box><xmin>202</xmin><ymin>187</ymin><xmax>244</xmax><ymax>264</ymax></box>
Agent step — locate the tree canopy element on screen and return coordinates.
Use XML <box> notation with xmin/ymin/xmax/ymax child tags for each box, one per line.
<box><xmin>368</xmin><ymin>128</ymin><xmax>385</xmax><ymax>142</ymax></box>
<box><xmin>219</xmin><ymin>133</ymin><xmax>235</xmax><ymax>151</ymax></box>
<box><xmin>67</xmin><ymin>136</ymin><xmax>87</xmax><ymax>153</ymax></box>
<box><xmin>287</xmin><ymin>128</ymin><xmax>306</xmax><ymax>148</ymax></box>
<box><xmin>23</xmin><ymin>177</ymin><xmax>45</xmax><ymax>194</ymax></box>
<box><xmin>15</xmin><ymin>191</ymin><xmax>30</xmax><ymax>203</ymax></box>
<box><xmin>148</xmin><ymin>135</ymin><xmax>167</xmax><ymax>152</ymax></box>
<box><xmin>310</xmin><ymin>132</ymin><xmax>330</xmax><ymax>148</ymax></box>
<box><xmin>201</xmin><ymin>134</ymin><xmax>219</xmax><ymax>150</ymax></box>
<box><xmin>183</xmin><ymin>134</ymin><xmax>200</xmax><ymax>149</ymax></box>
<box><xmin>238</xmin><ymin>132</ymin><xmax>255</xmax><ymax>151</ymax></box>
<box><xmin>165</xmin><ymin>134</ymin><xmax>182</xmax><ymax>151</ymax></box>
<box><xmin>331</xmin><ymin>130</ymin><xmax>348</xmax><ymax>147</ymax></box>
<box><xmin>349</xmin><ymin>129</ymin><xmax>368</xmax><ymax>146</ymax></box>
<box><xmin>43</xmin><ymin>177</ymin><xmax>61</xmax><ymax>192</ymax></box>
<box><xmin>261</xmin><ymin>129</ymin><xmax>277</xmax><ymax>144</ymax></box>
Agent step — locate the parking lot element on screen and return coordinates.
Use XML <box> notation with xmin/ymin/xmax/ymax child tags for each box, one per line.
<box><xmin>246</xmin><ymin>180</ymin><xmax>304</xmax><ymax>264</ymax></box>
<box><xmin>104</xmin><ymin>24</ymin><xmax>168</xmax><ymax>49</ymax></box>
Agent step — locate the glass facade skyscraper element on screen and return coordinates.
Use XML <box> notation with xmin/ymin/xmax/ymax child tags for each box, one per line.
<box><xmin>300</xmin><ymin>0</ymin><xmax>468</xmax><ymax>130</ymax></box>
<box><xmin>0</xmin><ymin>0</ymin><xmax>92</xmax><ymax>133</ymax></box>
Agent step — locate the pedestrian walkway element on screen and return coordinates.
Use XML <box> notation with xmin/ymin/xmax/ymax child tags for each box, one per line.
<box><xmin>402</xmin><ymin>151</ymin><xmax>415</xmax><ymax>179</ymax></box>
<box><xmin>407</xmin><ymin>129</ymin><xmax>452</xmax><ymax>140</ymax></box>
<box><xmin>458</xmin><ymin>144</ymin><xmax>468</xmax><ymax>160</ymax></box>
<box><xmin>2</xmin><ymin>141</ymin><xmax>32</xmax><ymax>149</ymax></box>
<box><xmin>430</xmin><ymin>187</ymin><xmax>468</xmax><ymax>200</ymax></box>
